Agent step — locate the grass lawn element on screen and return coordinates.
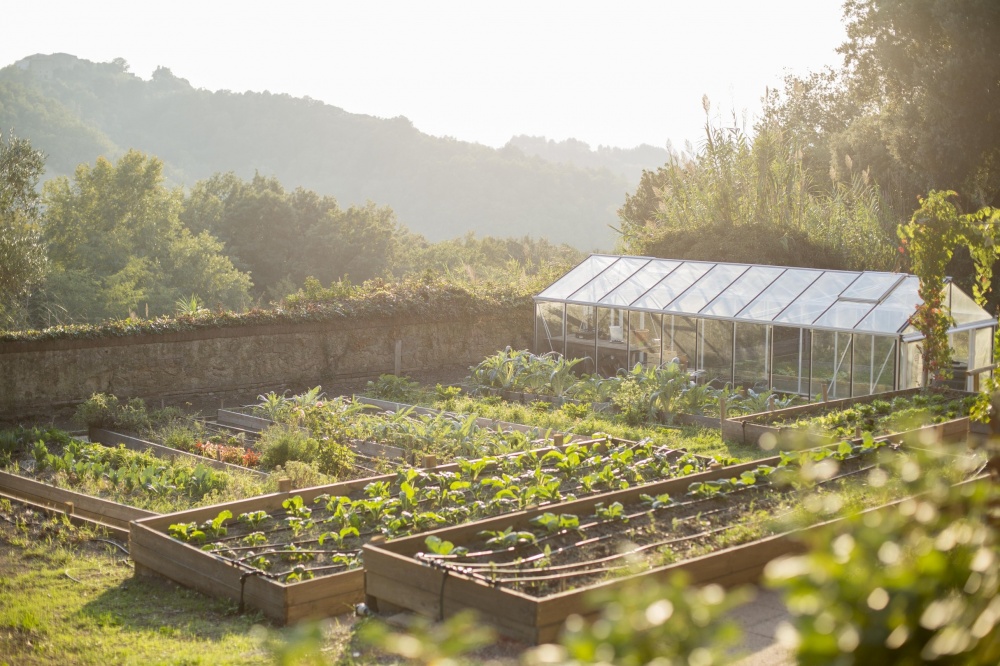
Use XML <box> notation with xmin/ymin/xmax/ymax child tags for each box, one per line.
<box><xmin>0</xmin><ymin>499</ymin><xmax>355</xmax><ymax>666</ymax></box>
<box><xmin>0</xmin><ymin>498</ymin><xmax>523</xmax><ymax>665</ymax></box>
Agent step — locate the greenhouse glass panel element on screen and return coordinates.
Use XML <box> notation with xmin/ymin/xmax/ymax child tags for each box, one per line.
<box><xmin>701</xmin><ymin>319</ymin><xmax>734</xmax><ymax>387</ymax></box>
<box><xmin>852</xmin><ymin>334</ymin><xmax>896</xmax><ymax>396</ymax></box>
<box><xmin>974</xmin><ymin>327</ymin><xmax>993</xmax><ymax>390</ymax></box>
<box><xmin>949</xmin><ymin>283</ymin><xmax>992</xmax><ymax>325</ymax></box>
<box><xmin>948</xmin><ymin>329</ymin><xmax>970</xmax><ymax>390</ymax></box>
<box><xmin>841</xmin><ymin>273</ymin><xmax>903</xmax><ymax>301</ymax></box>
<box><xmin>734</xmin><ymin>322</ymin><xmax>770</xmax><ymax>390</ymax></box>
<box><xmin>702</xmin><ymin>265</ymin><xmax>785</xmax><ymax>318</ymax></box>
<box><xmin>538</xmin><ymin>255</ymin><xmax>618</xmax><ymax>300</ymax></box>
<box><xmin>812</xmin><ymin>330</ymin><xmax>852</xmax><ymax>399</ymax></box>
<box><xmin>900</xmin><ymin>341</ymin><xmax>924</xmax><ymax>388</ymax></box>
<box><xmin>813</xmin><ymin>300</ymin><xmax>876</xmax><ymax>330</ymax></box>
<box><xmin>873</xmin><ymin>337</ymin><xmax>897</xmax><ymax>394</ymax></box>
<box><xmin>629</xmin><ymin>311</ymin><xmax>662</xmax><ymax>368</ymax></box>
<box><xmin>773</xmin><ymin>326</ymin><xmax>810</xmax><ymax>395</ymax></box>
<box><xmin>569</xmin><ymin>257</ymin><xmax>648</xmax><ymax>303</ymax></box>
<box><xmin>857</xmin><ymin>277</ymin><xmax>920</xmax><ymax>333</ymax></box>
<box><xmin>663</xmin><ymin>315</ymin><xmax>698</xmax><ymax>369</ymax></box>
<box><xmin>596</xmin><ymin>307</ymin><xmax>629</xmax><ymax>375</ymax></box>
<box><xmin>775</xmin><ymin>271</ymin><xmax>861</xmax><ymax>325</ymax></box>
<box><xmin>601</xmin><ymin>260</ymin><xmax>680</xmax><ymax>307</ymax></box>
<box><xmin>736</xmin><ymin>269</ymin><xmax>821</xmax><ymax>321</ymax></box>
<box><xmin>666</xmin><ymin>263</ymin><xmax>749</xmax><ymax>314</ymax></box>
<box><xmin>565</xmin><ymin>304</ymin><xmax>596</xmax><ymax>374</ymax></box>
<box><xmin>534</xmin><ymin>302</ymin><xmax>565</xmax><ymax>355</ymax></box>
<box><xmin>633</xmin><ymin>262</ymin><xmax>713</xmax><ymax>311</ymax></box>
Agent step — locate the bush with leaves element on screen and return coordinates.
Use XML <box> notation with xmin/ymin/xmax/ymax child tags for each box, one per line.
<box><xmin>766</xmin><ymin>445</ymin><xmax>1000</xmax><ymax>664</ymax></box>
<box><xmin>527</xmin><ymin>572</ymin><xmax>749</xmax><ymax>665</ymax></box>
<box><xmin>364</xmin><ymin>374</ymin><xmax>421</xmax><ymax>403</ymax></box>
<box><xmin>73</xmin><ymin>392</ymin><xmax>182</xmax><ymax>433</ymax></box>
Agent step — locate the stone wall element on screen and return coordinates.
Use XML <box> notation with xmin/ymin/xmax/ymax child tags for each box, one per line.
<box><xmin>0</xmin><ymin>310</ymin><xmax>532</xmax><ymax>422</ymax></box>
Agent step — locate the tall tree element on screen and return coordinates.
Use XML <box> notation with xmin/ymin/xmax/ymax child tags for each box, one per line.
<box><xmin>767</xmin><ymin>0</ymin><xmax>1000</xmax><ymax>212</ymax></box>
<box><xmin>42</xmin><ymin>150</ymin><xmax>251</xmax><ymax>321</ymax></box>
<box><xmin>841</xmin><ymin>0</ymin><xmax>1000</xmax><ymax>206</ymax></box>
<box><xmin>616</xmin><ymin>112</ymin><xmax>897</xmax><ymax>272</ymax></box>
<box><xmin>0</xmin><ymin>130</ymin><xmax>47</xmax><ymax>326</ymax></box>
<box><xmin>182</xmin><ymin>172</ymin><xmax>402</xmax><ymax>298</ymax></box>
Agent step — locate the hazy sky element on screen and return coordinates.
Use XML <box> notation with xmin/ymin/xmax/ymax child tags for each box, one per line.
<box><xmin>3</xmin><ymin>0</ymin><xmax>848</xmax><ymax>150</ymax></box>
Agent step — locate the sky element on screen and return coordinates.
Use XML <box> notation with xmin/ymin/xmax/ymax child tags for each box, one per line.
<box><xmin>3</xmin><ymin>0</ymin><xmax>848</xmax><ymax>151</ymax></box>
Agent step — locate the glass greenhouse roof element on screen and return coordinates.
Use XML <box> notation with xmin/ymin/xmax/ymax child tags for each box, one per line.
<box><xmin>535</xmin><ymin>255</ymin><xmax>996</xmax><ymax>336</ymax></box>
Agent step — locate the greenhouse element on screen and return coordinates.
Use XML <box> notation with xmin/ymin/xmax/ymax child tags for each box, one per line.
<box><xmin>534</xmin><ymin>255</ymin><xmax>997</xmax><ymax>399</ymax></box>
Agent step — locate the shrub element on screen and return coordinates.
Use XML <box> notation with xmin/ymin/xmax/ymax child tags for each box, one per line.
<box><xmin>270</xmin><ymin>461</ymin><xmax>331</xmax><ymax>490</ymax></box>
<box><xmin>313</xmin><ymin>438</ymin><xmax>355</xmax><ymax>477</ymax></box>
<box><xmin>766</xmin><ymin>447</ymin><xmax>1000</xmax><ymax>664</ymax></box>
<box><xmin>257</xmin><ymin>425</ymin><xmax>320</xmax><ymax>471</ymax></box>
<box><xmin>365</xmin><ymin>374</ymin><xmax>421</xmax><ymax>403</ymax></box>
<box><xmin>73</xmin><ymin>393</ymin><xmax>182</xmax><ymax>433</ymax></box>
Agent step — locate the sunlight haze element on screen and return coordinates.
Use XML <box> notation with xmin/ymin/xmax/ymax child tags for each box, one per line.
<box><xmin>5</xmin><ymin>0</ymin><xmax>847</xmax><ymax>149</ymax></box>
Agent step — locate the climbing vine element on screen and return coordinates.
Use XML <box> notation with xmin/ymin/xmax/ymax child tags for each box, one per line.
<box><xmin>897</xmin><ymin>191</ymin><xmax>963</xmax><ymax>384</ymax></box>
<box><xmin>899</xmin><ymin>191</ymin><xmax>1000</xmax><ymax>398</ymax></box>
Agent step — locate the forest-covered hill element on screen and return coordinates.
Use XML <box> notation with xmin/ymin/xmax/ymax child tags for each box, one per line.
<box><xmin>0</xmin><ymin>53</ymin><xmax>670</xmax><ymax>249</ymax></box>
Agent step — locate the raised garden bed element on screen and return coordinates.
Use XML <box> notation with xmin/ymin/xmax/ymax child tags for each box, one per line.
<box><xmin>722</xmin><ymin>388</ymin><xmax>979</xmax><ymax>447</ymax></box>
<box><xmin>0</xmin><ymin>469</ymin><xmax>154</xmax><ymax>539</ymax></box>
<box><xmin>130</xmin><ymin>437</ymin><xmax>715</xmax><ymax>623</ymax></box>
<box><xmin>217</xmin><ymin>407</ymin><xmax>408</xmax><ymax>463</ymax></box>
<box><xmin>355</xmin><ymin>397</ymin><xmax>568</xmax><ymax>439</ymax></box>
<box><xmin>362</xmin><ymin>439</ymin><xmax>960</xmax><ymax>643</ymax></box>
<box><xmin>1</xmin><ymin>427</ymin><xmax>267</xmax><ymax>518</ymax></box>
<box><xmin>89</xmin><ymin>428</ymin><xmax>267</xmax><ymax>478</ymax></box>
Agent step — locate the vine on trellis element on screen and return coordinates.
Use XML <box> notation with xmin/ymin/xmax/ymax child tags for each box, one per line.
<box><xmin>898</xmin><ymin>191</ymin><xmax>1000</xmax><ymax>407</ymax></box>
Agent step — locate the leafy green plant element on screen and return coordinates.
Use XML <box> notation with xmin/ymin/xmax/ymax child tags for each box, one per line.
<box><xmin>237</xmin><ymin>510</ymin><xmax>270</xmax><ymax>530</ymax></box>
<box><xmin>480</xmin><ymin>527</ymin><xmax>538</xmax><ymax>549</ymax></box>
<box><xmin>423</xmin><ymin>535</ymin><xmax>469</xmax><ymax>557</ymax></box>
<box><xmin>767</xmin><ymin>448</ymin><xmax>999</xmax><ymax>664</ymax></box>
<box><xmin>174</xmin><ymin>294</ymin><xmax>209</xmax><ymax>317</ymax></box>
<box><xmin>200</xmin><ymin>510</ymin><xmax>232</xmax><ymax>539</ymax></box>
<box><xmin>534</xmin><ymin>572</ymin><xmax>749</xmax><ymax>665</ymax></box>
<box><xmin>168</xmin><ymin>521</ymin><xmax>206</xmax><ymax>544</ymax></box>
<box><xmin>594</xmin><ymin>501</ymin><xmax>627</xmax><ymax>523</ymax></box>
<box><xmin>254</xmin><ymin>390</ymin><xmax>290</xmax><ymax>421</ymax></box>
<box><xmin>530</xmin><ymin>512</ymin><xmax>580</xmax><ymax>535</ymax></box>
<box><xmin>365</xmin><ymin>374</ymin><xmax>421</xmax><ymax>402</ymax></box>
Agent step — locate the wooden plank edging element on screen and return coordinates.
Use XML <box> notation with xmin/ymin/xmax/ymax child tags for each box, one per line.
<box><xmin>129</xmin><ymin>436</ymin><xmax>699</xmax><ymax>623</ymax></box>
<box><xmin>364</xmin><ymin>473</ymin><xmax>990</xmax><ymax>643</ymax></box>
<box><xmin>0</xmin><ymin>469</ymin><xmax>155</xmax><ymax>530</ymax></box>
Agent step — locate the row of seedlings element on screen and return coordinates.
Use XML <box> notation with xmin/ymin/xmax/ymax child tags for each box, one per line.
<box><xmin>722</xmin><ymin>387</ymin><xmax>979</xmax><ymax>447</ymax></box>
<box><xmin>219</xmin><ymin>391</ymin><xmax>573</xmax><ymax>470</ymax></box>
<box><xmin>0</xmin><ymin>427</ymin><xmax>260</xmax><ymax>536</ymax></box>
<box><xmin>362</xmin><ymin>437</ymin><xmax>987</xmax><ymax>643</ymax></box>
<box><xmin>131</xmin><ymin>436</ymin><xmax>716</xmax><ymax>623</ymax></box>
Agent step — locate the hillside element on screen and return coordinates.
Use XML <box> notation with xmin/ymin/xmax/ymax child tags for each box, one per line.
<box><xmin>0</xmin><ymin>54</ymin><xmax>670</xmax><ymax>249</ymax></box>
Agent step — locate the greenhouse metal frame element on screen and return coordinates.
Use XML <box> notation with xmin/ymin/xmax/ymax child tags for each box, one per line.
<box><xmin>534</xmin><ymin>255</ymin><xmax>997</xmax><ymax>399</ymax></box>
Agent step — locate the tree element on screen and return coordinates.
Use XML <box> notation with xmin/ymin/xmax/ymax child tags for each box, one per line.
<box><xmin>42</xmin><ymin>150</ymin><xmax>251</xmax><ymax>321</ymax></box>
<box><xmin>842</xmin><ymin>0</ymin><xmax>1000</xmax><ymax>206</ymax></box>
<box><xmin>0</xmin><ymin>130</ymin><xmax>46</xmax><ymax>327</ymax></box>
<box><xmin>615</xmin><ymin>112</ymin><xmax>897</xmax><ymax>272</ymax></box>
<box><xmin>181</xmin><ymin>172</ymin><xmax>402</xmax><ymax>299</ymax></box>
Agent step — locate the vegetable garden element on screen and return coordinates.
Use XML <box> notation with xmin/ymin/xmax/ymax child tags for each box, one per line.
<box><xmin>0</xmin><ymin>426</ymin><xmax>268</xmax><ymax>515</ymax></box>
<box><xmin>363</xmin><ymin>438</ymin><xmax>990</xmax><ymax>643</ymax></box>
<box><xmin>5</xmin><ymin>348</ymin><xmax>993</xmax><ymax>646</ymax></box>
<box><xmin>464</xmin><ymin>348</ymin><xmax>802</xmax><ymax>424</ymax></box>
<box><xmin>133</xmin><ymin>437</ymin><xmax>718</xmax><ymax>622</ymax></box>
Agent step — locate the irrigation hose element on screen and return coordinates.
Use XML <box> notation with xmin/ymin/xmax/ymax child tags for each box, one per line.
<box><xmin>238</xmin><ymin>570</ymin><xmax>266</xmax><ymax>613</ymax></box>
<box><xmin>91</xmin><ymin>537</ymin><xmax>130</xmax><ymax>556</ymax></box>
<box><xmin>419</xmin><ymin>459</ymin><xmax>891</xmax><ymax>588</ymax></box>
